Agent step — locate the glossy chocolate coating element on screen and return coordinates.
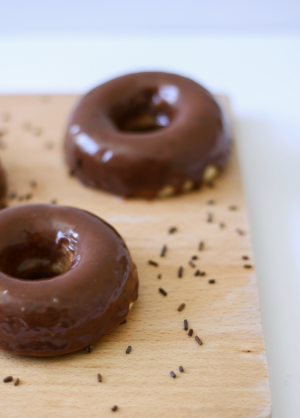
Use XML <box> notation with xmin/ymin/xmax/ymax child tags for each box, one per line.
<box><xmin>0</xmin><ymin>204</ymin><xmax>139</xmax><ymax>356</ymax></box>
<box><xmin>65</xmin><ymin>72</ymin><xmax>231</xmax><ymax>198</ymax></box>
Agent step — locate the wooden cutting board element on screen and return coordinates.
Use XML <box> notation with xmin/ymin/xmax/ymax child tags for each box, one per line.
<box><xmin>0</xmin><ymin>95</ymin><xmax>271</xmax><ymax>418</ymax></box>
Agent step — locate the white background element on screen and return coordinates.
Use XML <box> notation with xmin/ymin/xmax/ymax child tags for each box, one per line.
<box><xmin>1</xmin><ymin>2</ymin><xmax>300</xmax><ymax>417</ymax></box>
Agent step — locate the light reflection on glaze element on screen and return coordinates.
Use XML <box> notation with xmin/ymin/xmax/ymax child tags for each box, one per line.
<box><xmin>74</xmin><ymin>132</ymin><xmax>101</xmax><ymax>155</ymax></box>
<box><xmin>158</xmin><ymin>85</ymin><xmax>179</xmax><ymax>104</ymax></box>
<box><xmin>101</xmin><ymin>150</ymin><xmax>113</xmax><ymax>163</ymax></box>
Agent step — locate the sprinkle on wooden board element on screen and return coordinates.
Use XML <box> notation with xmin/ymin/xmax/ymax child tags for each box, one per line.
<box><xmin>3</xmin><ymin>376</ymin><xmax>13</xmax><ymax>383</ymax></box>
<box><xmin>188</xmin><ymin>329</ymin><xmax>193</xmax><ymax>337</ymax></box>
<box><xmin>191</xmin><ymin>255</ymin><xmax>198</xmax><ymax>260</ymax></box>
<box><xmin>188</xmin><ymin>260</ymin><xmax>196</xmax><ymax>268</ymax></box>
<box><xmin>111</xmin><ymin>405</ymin><xmax>118</xmax><ymax>412</ymax></box>
<box><xmin>86</xmin><ymin>344</ymin><xmax>93</xmax><ymax>353</ymax></box>
<box><xmin>179</xmin><ymin>366</ymin><xmax>184</xmax><ymax>373</ymax></box>
<box><xmin>8</xmin><ymin>191</ymin><xmax>17</xmax><ymax>200</ymax></box>
<box><xmin>170</xmin><ymin>371</ymin><xmax>176</xmax><ymax>378</ymax></box>
<box><xmin>244</xmin><ymin>264</ymin><xmax>253</xmax><ymax>269</ymax></box>
<box><xmin>148</xmin><ymin>260</ymin><xmax>159</xmax><ymax>267</ymax></box>
<box><xmin>168</xmin><ymin>226</ymin><xmax>177</xmax><ymax>234</ymax></box>
<box><xmin>159</xmin><ymin>287</ymin><xmax>167</xmax><ymax>296</ymax></box>
<box><xmin>236</xmin><ymin>228</ymin><xmax>245</xmax><ymax>236</ymax></box>
<box><xmin>208</xmin><ymin>279</ymin><xmax>216</xmax><ymax>284</ymax></box>
<box><xmin>207</xmin><ymin>199</ymin><xmax>215</xmax><ymax>205</ymax></box>
<box><xmin>220</xmin><ymin>222</ymin><xmax>226</xmax><ymax>228</ymax></box>
<box><xmin>178</xmin><ymin>266</ymin><xmax>183</xmax><ymax>278</ymax></box>
<box><xmin>177</xmin><ymin>303</ymin><xmax>185</xmax><ymax>312</ymax></box>
<box><xmin>184</xmin><ymin>319</ymin><xmax>188</xmax><ymax>331</ymax></box>
<box><xmin>229</xmin><ymin>205</ymin><xmax>238</xmax><ymax>211</ymax></box>
<box><xmin>242</xmin><ymin>255</ymin><xmax>249</xmax><ymax>260</ymax></box>
<box><xmin>97</xmin><ymin>373</ymin><xmax>102</xmax><ymax>382</ymax></box>
<box><xmin>195</xmin><ymin>335</ymin><xmax>203</xmax><ymax>345</ymax></box>
<box><xmin>207</xmin><ymin>212</ymin><xmax>213</xmax><ymax>223</ymax></box>
<box><xmin>160</xmin><ymin>245</ymin><xmax>167</xmax><ymax>257</ymax></box>
<box><xmin>195</xmin><ymin>269</ymin><xmax>206</xmax><ymax>277</ymax></box>
<box><xmin>157</xmin><ymin>274</ymin><xmax>162</xmax><ymax>279</ymax></box>
<box><xmin>119</xmin><ymin>319</ymin><xmax>127</xmax><ymax>325</ymax></box>
<box><xmin>14</xmin><ymin>378</ymin><xmax>20</xmax><ymax>386</ymax></box>
<box><xmin>198</xmin><ymin>241</ymin><xmax>204</xmax><ymax>251</ymax></box>
<box><xmin>126</xmin><ymin>346</ymin><xmax>132</xmax><ymax>354</ymax></box>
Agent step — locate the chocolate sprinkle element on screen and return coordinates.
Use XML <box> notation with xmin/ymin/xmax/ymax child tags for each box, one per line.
<box><xmin>14</xmin><ymin>378</ymin><xmax>20</xmax><ymax>386</ymax></box>
<box><xmin>157</xmin><ymin>274</ymin><xmax>161</xmax><ymax>279</ymax></box>
<box><xmin>126</xmin><ymin>345</ymin><xmax>132</xmax><ymax>354</ymax></box>
<box><xmin>8</xmin><ymin>192</ymin><xmax>16</xmax><ymax>200</ymax></box>
<box><xmin>242</xmin><ymin>256</ymin><xmax>249</xmax><ymax>260</ymax></box>
<box><xmin>219</xmin><ymin>223</ymin><xmax>226</xmax><ymax>228</ymax></box>
<box><xmin>189</xmin><ymin>260</ymin><xmax>196</xmax><ymax>268</ymax></box>
<box><xmin>194</xmin><ymin>269</ymin><xmax>200</xmax><ymax>276</ymax></box>
<box><xmin>207</xmin><ymin>199</ymin><xmax>215</xmax><ymax>205</ymax></box>
<box><xmin>111</xmin><ymin>405</ymin><xmax>118</xmax><ymax>412</ymax></box>
<box><xmin>229</xmin><ymin>205</ymin><xmax>238</xmax><ymax>211</ymax></box>
<box><xmin>177</xmin><ymin>303</ymin><xmax>185</xmax><ymax>312</ymax></box>
<box><xmin>148</xmin><ymin>260</ymin><xmax>158</xmax><ymax>267</ymax></box>
<box><xmin>195</xmin><ymin>336</ymin><xmax>203</xmax><ymax>345</ymax></box>
<box><xmin>179</xmin><ymin>366</ymin><xmax>184</xmax><ymax>373</ymax></box>
<box><xmin>207</xmin><ymin>212</ymin><xmax>213</xmax><ymax>223</ymax></box>
<box><xmin>159</xmin><ymin>287</ymin><xmax>167</xmax><ymax>296</ymax></box>
<box><xmin>236</xmin><ymin>228</ymin><xmax>245</xmax><ymax>235</ymax></box>
<box><xmin>168</xmin><ymin>226</ymin><xmax>177</xmax><ymax>234</ymax></box>
<box><xmin>3</xmin><ymin>376</ymin><xmax>13</xmax><ymax>383</ymax></box>
<box><xmin>51</xmin><ymin>199</ymin><xmax>57</xmax><ymax>205</ymax></box>
<box><xmin>191</xmin><ymin>255</ymin><xmax>198</xmax><ymax>260</ymax></box>
<box><xmin>244</xmin><ymin>264</ymin><xmax>252</xmax><ymax>269</ymax></box>
<box><xmin>170</xmin><ymin>371</ymin><xmax>176</xmax><ymax>378</ymax></box>
<box><xmin>86</xmin><ymin>344</ymin><xmax>93</xmax><ymax>353</ymax></box>
<box><xmin>25</xmin><ymin>193</ymin><xmax>33</xmax><ymax>200</ymax></box>
<box><xmin>198</xmin><ymin>241</ymin><xmax>204</xmax><ymax>251</ymax></box>
<box><xmin>119</xmin><ymin>319</ymin><xmax>127</xmax><ymax>325</ymax></box>
<box><xmin>184</xmin><ymin>319</ymin><xmax>188</xmax><ymax>331</ymax></box>
<box><xmin>97</xmin><ymin>373</ymin><xmax>102</xmax><ymax>382</ymax></box>
<box><xmin>30</xmin><ymin>180</ymin><xmax>37</xmax><ymax>188</ymax></box>
<box><xmin>178</xmin><ymin>266</ymin><xmax>183</xmax><ymax>278</ymax></box>
<box><xmin>160</xmin><ymin>245</ymin><xmax>167</xmax><ymax>257</ymax></box>
<box><xmin>188</xmin><ymin>329</ymin><xmax>193</xmax><ymax>337</ymax></box>
<box><xmin>208</xmin><ymin>279</ymin><xmax>215</xmax><ymax>284</ymax></box>
<box><xmin>200</xmin><ymin>271</ymin><xmax>206</xmax><ymax>276</ymax></box>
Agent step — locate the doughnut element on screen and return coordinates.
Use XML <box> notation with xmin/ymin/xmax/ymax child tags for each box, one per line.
<box><xmin>0</xmin><ymin>204</ymin><xmax>139</xmax><ymax>356</ymax></box>
<box><xmin>65</xmin><ymin>71</ymin><xmax>231</xmax><ymax>198</ymax></box>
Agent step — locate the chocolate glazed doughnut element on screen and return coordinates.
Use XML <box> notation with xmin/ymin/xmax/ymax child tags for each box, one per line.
<box><xmin>65</xmin><ymin>71</ymin><xmax>231</xmax><ymax>198</ymax></box>
<box><xmin>0</xmin><ymin>204</ymin><xmax>138</xmax><ymax>356</ymax></box>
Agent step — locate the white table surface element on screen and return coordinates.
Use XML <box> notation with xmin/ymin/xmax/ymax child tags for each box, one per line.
<box><xmin>1</xmin><ymin>33</ymin><xmax>300</xmax><ymax>418</ymax></box>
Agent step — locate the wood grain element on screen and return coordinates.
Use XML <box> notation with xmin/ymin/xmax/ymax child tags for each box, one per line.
<box><xmin>0</xmin><ymin>95</ymin><xmax>271</xmax><ymax>418</ymax></box>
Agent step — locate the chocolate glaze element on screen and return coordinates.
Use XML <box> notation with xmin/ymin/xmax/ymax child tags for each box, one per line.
<box><xmin>0</xmin><ymin>204</ymin><xmax>139</xmax><ymax>356</ymax></box>
<box><xmin>65</xmin><ymin>72</ymin><xmax>231</xmax><ymax>198</ymax></box>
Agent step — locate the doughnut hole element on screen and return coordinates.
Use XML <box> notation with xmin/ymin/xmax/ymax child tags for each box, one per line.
<box><xmin>110</xmin><ymin>85</ymin><xmax>179</xmax><ymax>133</ymax></box>
<box><xmin>0</xmin><ymin>230</ymin><xmax>77</xmax><ymax>280</ymax></box>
